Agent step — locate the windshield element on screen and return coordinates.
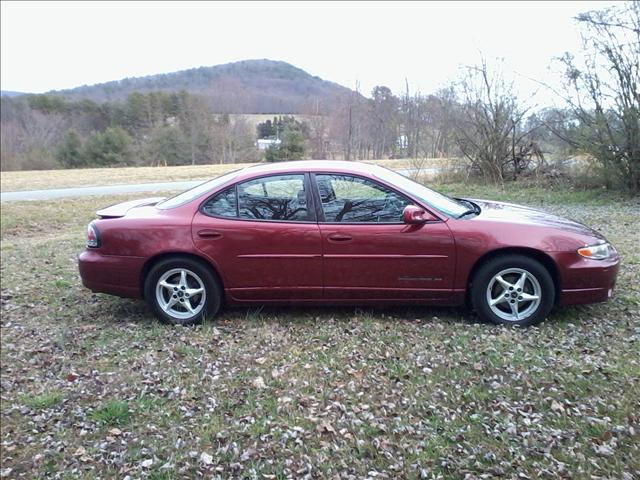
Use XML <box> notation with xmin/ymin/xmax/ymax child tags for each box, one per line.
<box><xmin>371</xmin><ymin>166</ymin><xmax>468</xmax><ymax>217</ymax></box>
<box><xmin>157</xmin><ymin>169</ymin><xmax>241</xmax><ymax>209</ymax></box>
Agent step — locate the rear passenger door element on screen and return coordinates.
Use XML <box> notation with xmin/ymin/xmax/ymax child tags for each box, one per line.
<box><xmin>192</xmin><ymin>174</ymin><xmax>323</xmax><ymax>301</ymax></box>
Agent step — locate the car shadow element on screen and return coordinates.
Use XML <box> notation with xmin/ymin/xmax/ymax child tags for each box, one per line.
<box><xmin>214</xmin><ymin>304</ymin><xmax>473</xmax><ymax>328</ymax></box>
<box><xmin>82</xmin><ymin>293</ymin><xmax>475</xmax><ymax>328</ymax></box>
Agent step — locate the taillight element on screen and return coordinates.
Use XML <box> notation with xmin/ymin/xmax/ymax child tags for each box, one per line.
<box><xmin>87</xmin><ymin>222</ymin><xmax>100</xmax><ymax>248</ymax></box>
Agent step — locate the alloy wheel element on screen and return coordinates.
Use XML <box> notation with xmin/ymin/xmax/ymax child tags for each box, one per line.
<box><xmin>155</xmin><ymin>268</ymin><xmax>206</xmax><ymax>320</ymax></box>
<box><xmin>485</xmin><ymin>267</ymin><xmax>542</xmax><ymax>322</ymax></box>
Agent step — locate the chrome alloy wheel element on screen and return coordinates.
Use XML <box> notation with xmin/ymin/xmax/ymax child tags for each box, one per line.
<box><xmin>155</xmin><ymin>268</ymin><xmax>206</xmax><ymax>320</ymax></box>
<box><xmin>486</xmin><ymin>268</ymin><xmax>542</xmax><ymax>322</ymax></box>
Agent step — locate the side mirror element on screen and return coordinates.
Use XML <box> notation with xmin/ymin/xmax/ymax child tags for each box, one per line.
<box><xmin>402</xmin><ymin>205</ymin><xmax>436</xmax><ymax>224</ymax></box>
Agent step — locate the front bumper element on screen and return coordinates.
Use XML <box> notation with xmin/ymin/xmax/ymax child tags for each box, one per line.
<box><xmin>554</xmin><ymin>252</ymin><xmax>620</xmax><ymax>305</ymax></box>
<box><xmin>78</xmin><ymin>250</ymin><xmax>146</xmax><ymax>299</ymax></box>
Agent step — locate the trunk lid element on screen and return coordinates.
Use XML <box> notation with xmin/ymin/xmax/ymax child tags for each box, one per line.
<box><xmin>96</xmin><ymin>197</ymin><xmax>165</xmax><ymax>219</ymax></box>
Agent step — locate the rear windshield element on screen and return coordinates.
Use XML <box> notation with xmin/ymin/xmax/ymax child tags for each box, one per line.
<box><xmin>156</xmin><ymin>170</ymin><xmax>241</xmax><ymax>210</ymax></box>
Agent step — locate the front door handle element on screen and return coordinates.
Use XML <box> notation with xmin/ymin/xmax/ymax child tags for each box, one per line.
<box><xmin>197</xmin><ymin>229</ymin><xmax>223</xmax><ymax>239</ymax></box>
<box><xmin>328</xmin><ymin>233</ymin><xmax>352</xmax><ymax>242</ymax></box>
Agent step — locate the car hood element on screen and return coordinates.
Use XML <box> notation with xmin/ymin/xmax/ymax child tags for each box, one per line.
<box><xmin>96</xmin><ymin>197</ymin><xmax>165</xmax><ymax>218</ymax></box>
<box><xmin>468</xmin><ymin>199</ymin><xmax>606</xmax><ymax>241</ymax></box>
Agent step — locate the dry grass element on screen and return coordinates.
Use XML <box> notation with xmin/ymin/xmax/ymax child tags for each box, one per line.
<box><xmin>0</xmin><ymin>163</ymin><xmax>256</xmax><ymax>192</ymax></box>
<box><xmin>0</xmin><ymin>183</ymin><xmax>638</xmax><ymax>478</ymax></box>
<box><xmin>0</xmin><ymin>159</ymin><xmax>443</xmax><ymax>192</ymax></box>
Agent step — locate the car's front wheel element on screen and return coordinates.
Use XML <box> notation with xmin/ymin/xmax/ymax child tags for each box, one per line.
<box><xmin>144</xmin><ymin>257</ymin><xmax>221</xmax><ymax>325</ymax></box>
<box><xmin>471</xmin><ymin>255</ymin><xmax>555</xmax><ymax>327</ymax></box>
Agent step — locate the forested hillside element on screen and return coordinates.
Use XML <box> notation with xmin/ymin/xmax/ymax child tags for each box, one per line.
<box><xmin>50</xmin><ymin>59</ymin><xmax>352</xmax><ymax>114</ymax></box>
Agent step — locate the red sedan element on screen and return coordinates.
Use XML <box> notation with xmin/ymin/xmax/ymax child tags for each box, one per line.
<box><xmin>78</xmin><ymin>161</ymin><xmax>620</xmax><ymax>327</ymax></box>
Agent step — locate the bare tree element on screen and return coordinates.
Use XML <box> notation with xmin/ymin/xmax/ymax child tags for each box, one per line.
<box><xmin>557</xmin><ymin>1</ymin><xmax>639</xmax><ymax>191</ymax></box>
<box><xmin>451</xmin><ymin>58</ymin><xmax>533</xmax><ymax>182</ymax></box>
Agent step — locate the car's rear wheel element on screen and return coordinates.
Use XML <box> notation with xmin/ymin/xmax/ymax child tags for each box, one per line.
<box><xmin>144</xmin><ymin>257</ymin><xmax>221</xmax><ymax>325</ymax></box>
<box><xmin>471</xmin><ymin>255</ymin><xmax>555</xmax><ymax>327</ymax></box>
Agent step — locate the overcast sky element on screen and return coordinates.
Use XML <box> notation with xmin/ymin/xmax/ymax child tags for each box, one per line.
<box><xmin>1</xmin><ymin>1</ymin><xmax>617</xmax><ymax>105</ymax></box>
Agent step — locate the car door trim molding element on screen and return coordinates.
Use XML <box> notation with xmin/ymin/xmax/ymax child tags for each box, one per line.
<box><xmin>237</xmin><ymin>254</ymin><xmax>322</xmax><ymax>259</ymax></box>
<box><xmin>323</xmin><ymin>254</ymin><xmax>448</xmax><ymax>259</ymax></box>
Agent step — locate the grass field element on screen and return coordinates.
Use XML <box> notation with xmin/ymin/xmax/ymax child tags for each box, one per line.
<box><xmin>0</xmin><ymin>159</ymin><xmax>424</xmax><ymax>192</ymax></box>
<box><xmin>1</xmin><ymin>182</ymin><xmax>639</xmax><ymax>478</ymax></box>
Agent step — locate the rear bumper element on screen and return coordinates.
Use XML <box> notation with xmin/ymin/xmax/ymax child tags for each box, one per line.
<box><xmin>78</xmin><ymin>250</ymin><xmax>145</xmax><ymax>299</ymax></box>
<box><xmin>556</xmin><ymin>254</ymin><xmax>620</xmax><ymax>305</ymax></box>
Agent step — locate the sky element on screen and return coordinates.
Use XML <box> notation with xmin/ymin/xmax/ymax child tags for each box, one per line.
<box><xmin>0</xmin><ymin>1</ymin><xmax>619</xmax><ymax>106</ymax></box>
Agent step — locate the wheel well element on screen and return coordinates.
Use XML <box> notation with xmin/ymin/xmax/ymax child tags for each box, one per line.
<box><xmin>139</xmin><ymin>252</ymin><xmax>223</xmax><ymax>299</ymax></box>
<box><xmin>466</xmin><ymin>247</ymin><xmax>561</xmax><ymax>306</ymax></box>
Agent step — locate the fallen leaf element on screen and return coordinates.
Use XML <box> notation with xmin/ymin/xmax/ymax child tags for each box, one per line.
<box><xmin>252</xmin><ymin>376</ymin><xmax>266</xmax><ymax>389</ymax></box>
<box><xmin>317</xmin><ymin>421</ymin><xmax>335</xmax><ymax>434</ymax></box>
<box><xmin>595</xmin><ymin>444</ymin><xmax>614</xmax><ymax>456</ymax></box>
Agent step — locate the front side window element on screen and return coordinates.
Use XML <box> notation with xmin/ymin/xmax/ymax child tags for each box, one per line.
<box><xmin>316</xmin><ymin>174</ymin><xmax>412</xmax><ymax>223</ymax></box>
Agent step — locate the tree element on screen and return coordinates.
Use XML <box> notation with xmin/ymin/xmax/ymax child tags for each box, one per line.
<box><xmin>146</xmin><ymin>126</ymin><xmax>190</xmax><ymax>166</ymax></box>
<box><xmin>175</xmin><ymin>91</ymin><xmax>211</xmax><ymax>165</ymax></box>
<box><xmin>56</xmin><ymin>130</ymin><xmax>85</xmax><ymax>168</ymax></box>
<box><xmin>265</xmin><ymin>125</ymin><xmax>306</xmax><ymax>162</ymax></box>
<box><xmin>370</xmin><ymin>86</ymin><xmax>399</xmax><ymax>158</ymax></box>
<box><xmin>256</xmin><ymin>119</ymin><xmax>277</xmax><ymax>138</ymax></box>
<box><xmin>451</xmin><ymin>58</ymin><xmax>533</xmax><ymax>182</ymax></box>
<box><xmin>83</xmin><ymin>127</ymin><xmax>133</xmax><ymax>167</ymax></box>
<box><xmin>556</xmin><ymin>1</ymin><xmax>639</xmax><ymax>191</ymax></box>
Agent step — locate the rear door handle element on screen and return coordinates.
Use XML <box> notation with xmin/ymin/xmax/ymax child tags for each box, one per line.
<box><xmin>328</xmin><ymin>233</ymin><xmax>352</xmax><ymax>242</ymax></box>
<box><xmin>197</xmin><ymin>229</ymin><xmax>223</xmax><ymax>239</ymax></box>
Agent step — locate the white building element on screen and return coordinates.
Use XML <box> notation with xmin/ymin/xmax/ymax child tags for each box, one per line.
<box><xmin>256</xmin><ymin>138</ymin><xmax>281</xmax><ymax>151</ymax></box>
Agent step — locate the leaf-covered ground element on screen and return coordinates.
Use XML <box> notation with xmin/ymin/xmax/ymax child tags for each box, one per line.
<box><xmin>1</xmin><ymin>184</ymin><xmax>639</xmax><ymax>479</ymax></box>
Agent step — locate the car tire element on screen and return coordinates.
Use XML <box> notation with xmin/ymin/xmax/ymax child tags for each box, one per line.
<box><xmin>471</xmin><ymin>254</ymin><xmax>555</xmax><ymax>327</ymax></box>
<box><xmin>144</xmin><ymin>257</ymin><xmax>222</xmax><ymax>325</ymax></box>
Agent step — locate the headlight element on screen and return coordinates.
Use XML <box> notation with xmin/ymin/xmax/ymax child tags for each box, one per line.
<box><xmin>577</xmin><ymin>242</ymin><xmax>616</xmax><ymax>260</ymax></box>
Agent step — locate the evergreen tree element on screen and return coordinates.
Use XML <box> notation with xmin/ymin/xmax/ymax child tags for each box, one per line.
<box><xmin>56</xmin><ymin>130</ymin><xmax>85</xmax><ymax>168</ymax></box>
<box><xmin>83</xmin><ymin>127</ymin><xmax>133</xmax><ymax>166</ymax></box>
<box><xmin>265</xmin><ymin>125</ymin><xmax>306</xmax><ymax>162</ymax></box>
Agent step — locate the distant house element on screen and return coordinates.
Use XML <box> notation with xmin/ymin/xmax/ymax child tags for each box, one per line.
<box><xmin>256</xmin><ymin>138</ymin><xmax>281</xmax><ymax>151</ymax></box>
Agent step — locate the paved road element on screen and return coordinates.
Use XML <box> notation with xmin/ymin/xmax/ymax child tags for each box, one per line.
<box><xmin>0</xmin><ymin>167</ymin><xmax>437</xmax><ymax>202</ymax></box>
<box><xmin>1</xmin><ymin>180</ymin><xmax>205</xmax><ymax>202</ymax></box>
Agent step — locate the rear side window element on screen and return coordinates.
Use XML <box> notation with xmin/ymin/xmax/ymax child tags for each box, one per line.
<box><xmin>202</xmin><ymin>174</ymin><xmax>310</xmax><ymax>222</ymax></box>
<box><xmin>238</xmin><ymin>175</ymin><xmax>309</xmax><ymax>221</ymax></box>
<box><xmin>202</xmin><ymin>187</ymin><xmax>237</xmax><ymax>217</ymax></box>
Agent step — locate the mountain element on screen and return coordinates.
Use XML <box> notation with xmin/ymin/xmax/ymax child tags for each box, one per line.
<box><xmin>1</xmin><ymin>90</ymin><xmax>27</xmax><ymax>97</ymax></box>
<box><xmin>49</xmin><ymin>59</ymin><xmax>355</xmax><ymax>114</ymax></box>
